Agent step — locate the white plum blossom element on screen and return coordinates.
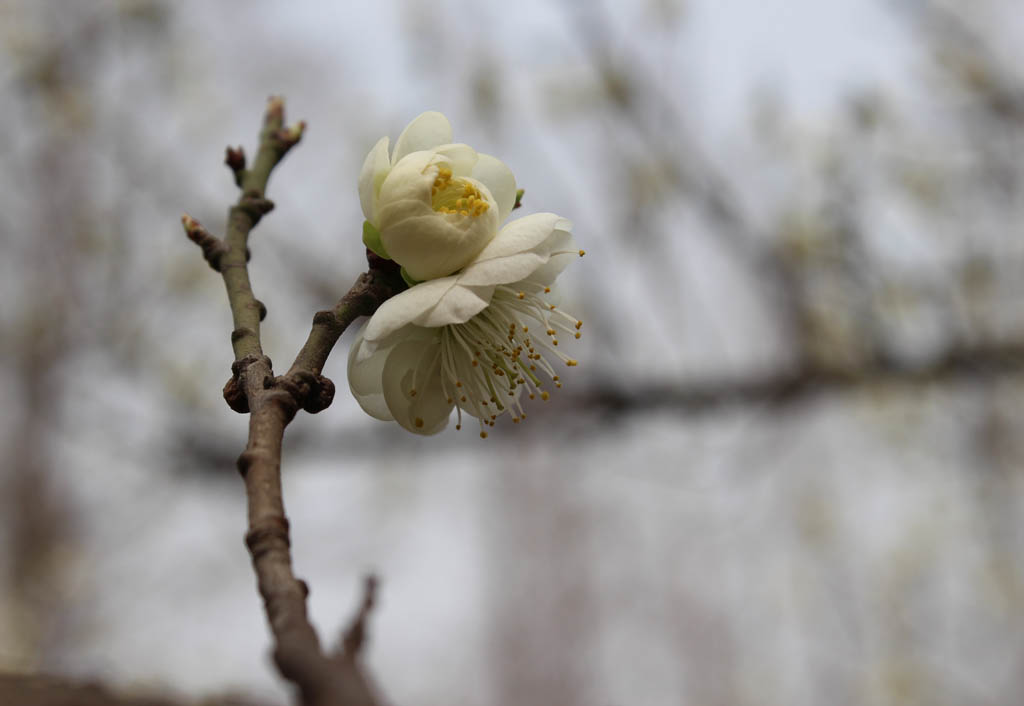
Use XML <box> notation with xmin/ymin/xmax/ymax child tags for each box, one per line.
<box><xmin>359</xmin><ymin>111</ymin><xmax>518</xmax><ymax>281</ymax></box>
<box><xmin>348</xmin><ymin>213</ymin><xmax>584</xmax><ymax>437</ymax></box>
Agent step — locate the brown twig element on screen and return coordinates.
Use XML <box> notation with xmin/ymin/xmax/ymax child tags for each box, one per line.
<box><xmin>181</xmin><ymin>214</ymin><xmax>228</xmax><ymax>271</ymax></box>
<box><xmin>338</xmin><ymin>575</ymin><xmax>380</xmax><ymax>662</ymax></box>
<box><xmin>183</xmin><ymin>97</ymin><xmax>402</xmax><ymax>706</ymax></box>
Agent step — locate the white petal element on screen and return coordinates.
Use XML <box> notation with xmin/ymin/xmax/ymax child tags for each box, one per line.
<box><xmin>413</xmin><ymin>283</ymin><xmax>495</xmax><ymax>328</ymax></box>
<box><xmin>392</xmin><ymin>111</ymin><xmax>453</xmax><ymax>164</ymax></box>
<box><xmin>364</xmin><ymin>276</ymin><xmax>494</xmax><ymax>345</ymax></box>
<box><xmin>364</xmin><ymin>277</ymin><xmax>460</xmax><ymax>344</ymax></box>
<box><xmin>376</xmin><ymin>150</ymin><xmax>437</xmax><ymax>215</ymax></box>
<box><xmin>362</xmin><ymin>274</ymin><xmax>454</xmax><ymax>338</ymax></box>
<box><xmin>472</xmin><ymin>153</ymin><xmax>517</xmax><ymax>223</ymax></box>
<box><xmin>524</xmin><ymin>230</ymin><xmax>579</xmax><ymax>286</ymax></box>
<box><xmin>381</xmin><ymin>336</ymin><xmax>453</xmax><ymax>434</ymax></box>
<box><xmin>357</xmin><ymin>321</ymin><xmax>435</xmax><ymax>363</ymax></box>
<box><xmin>358</xmin><ymin>137</ymin><xmax>391</xmax><ymax>225</ymax></box>
<box><xmin>472</xmin><ymin>213</ymin><xmax>570</xmax><ymax>261</ymax></box>
<box><xmin>458</xmin><ymin>251</ymin><xmax>547</xmax><ymax>287</ymax></box>
<box><xmin>457</xmin><ymin>214</ymin><xmax>573</xmax><ymax>286</ymax></box>
<box><xmin>347</xmin><ymin>324</ymin><xmax>394</xmax><ymax>421</ymax></box>
<box><xmin>435</xmin><ymin>143</ymin><xmax>479</xmax><ymax>176</ymax></box>
<box><xmin>380</xmin><ymin>207</ymin><xmax>500</xmax><ymax>281</ymax></box>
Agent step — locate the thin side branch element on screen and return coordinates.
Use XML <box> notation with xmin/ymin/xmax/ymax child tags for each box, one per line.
<box><xmin>338</xmin><ymin>575</ymin><xmax>380</xmax><ymax>661</ymax></box>
<box><xmin>288</xmin><ymin>254</ymin><xmax>404</xmax><ymax>377</ymax></box>
<box><xmin>181</xmin><ymin>214</ymin><xmax>228</xmax><ymax>271</ymax></box>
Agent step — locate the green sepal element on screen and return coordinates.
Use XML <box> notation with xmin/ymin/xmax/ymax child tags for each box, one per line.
<box><xmin>362</xmin><ymin>220</ymin><xmax>390</xmax><ymax>259</ymax></box>
<box><xmin>400</xmin><ymin>267</ymin><xmax>421</xmax><ymax>288</ymax></box>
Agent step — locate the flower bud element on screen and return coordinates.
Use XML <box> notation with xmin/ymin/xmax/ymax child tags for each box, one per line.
<box><xmin>358</xmin><ymin>112</ymin><xmax>517</xmax><ymax>281</ymax></box>
<box><xmin>377</xmin><ymin>149</ymin><xmax>500</xmax><ymax>281</ymax></box>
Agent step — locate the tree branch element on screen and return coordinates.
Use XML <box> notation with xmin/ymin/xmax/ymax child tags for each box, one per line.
<box><xmin>183</xmin><ymin>97</ymin><xmax>402</xmax><ymax>706</ymax></box>
<box><xmin>573</xmin><ymin>339</ymin><xmax>1024</xmax><ymax>416</ymax></box>
<box><xmin>288</xmin><ymin>253</ymin><xmax>403</xmax><ymax>378</ymax></box>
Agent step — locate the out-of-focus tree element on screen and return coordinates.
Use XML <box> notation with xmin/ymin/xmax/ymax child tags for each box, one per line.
<box><xmin>2</xmin><ymin>0</ymin><xmax>1024</xmax><ymax>704</ymax></box>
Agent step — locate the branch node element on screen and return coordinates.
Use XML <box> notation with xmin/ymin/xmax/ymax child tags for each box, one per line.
<box><xmin>312</xmin><ymin>310</ymin><xmax>336</xmax><ymax>327</ymax></box>
<box><xmin>256</xmin><ymin>299</ymin><xmax>267</xmax><ymax>322</ymax></box>
<box><xmin>238</xmin><ymin>195</ymin><xmax>275</xmax><ymax>225</ymax></box>
<box><xmin>222</xmin><ymin>354</ymin><xmax>270</xmax><ymax>413</ymax></box>
<box><xmin>236</xmin><ymin>449</ymin><xmax>255</xmax><ymax>478</ymax></box>
<box><xmin>223</xmin><ymin>375</ymin><xmax>249</xmax><ymax>413</ymax></box>
<box><xmin>231</xmin><ymin>326</ymin><xmax>256</xmax><ymax>345</ymax></box>
<box><xmin>304</xmin><ymin>375</ymin><xmax>336</xmax><ymax>414</ymax></box>
<box><xmin>285</xmin><ymin>370</ymin><xmax>336</xmax><ymax>414</ymax></box>
<box><xmin>270</xmin><ymin>371</ymin><xmax>335</xmax><ymax>416</ymax></box>
<box><xmin>244</xmin><ymin>514</ymin><xmax>291</xmax><ymax>557</ymax></box>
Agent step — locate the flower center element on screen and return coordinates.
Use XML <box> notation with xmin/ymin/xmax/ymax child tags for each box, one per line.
<box><xmin>430</xmin><ymin>166</ymin><xmax>490</xmax><ymax>218</ymax></box>
<box><xmin>432</xmin><ymin>285</ymin><xmax>582</xmax><ymax>438</ymax></box>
